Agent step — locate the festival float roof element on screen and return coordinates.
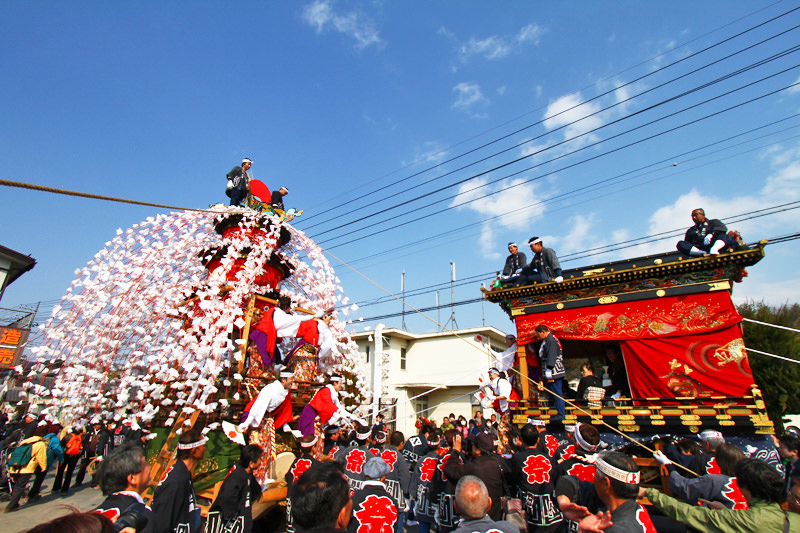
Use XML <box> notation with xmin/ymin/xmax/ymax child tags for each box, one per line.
<box><xmin>483</xmin><ymin>241</ymin><xmax>774</xmax><ymax>438</ymax></box>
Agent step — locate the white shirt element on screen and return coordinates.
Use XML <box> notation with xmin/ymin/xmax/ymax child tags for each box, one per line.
<box><xmin>490</xmin><ymin>376</ymin><xmax>513</xmax><ymax>413</ymax></box>
<box><xmin>241</xmin><ymin>380</ymin><xmax>288</xmax><ymax>428</ymax></box>
<box><xmin>273</xmin><ymin>308</ymin><xmax>316</xmax><ymax>337</ymax></box>
<box><xmin>489</xmin><ymin>343</ymin><xmax>517</xmax><ymax>373</ymax></box>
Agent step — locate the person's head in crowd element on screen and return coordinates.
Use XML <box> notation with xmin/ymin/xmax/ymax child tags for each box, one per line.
<box><xmin>735</xmin><ymin>459</ymin><xmax>785</xmax><ymax>504</ymax></box>
<box><xmin>176</xmin><ymin>428</ymin><xmax>207</xmax><ymax>461</ymax></box>
<box><xmin>23</xmin><ymin>511</ymin><xmax>114</xmax><ymax>533</ymax></box>
<box><xmin>468</xmin><ymin>419</ymin><xmax>477</xmax><ymax>429</ymax></box>
<box><xmin>520</xmin><ymin>424</ymin><xmax>540</xmax><ymax>448</ymax></box>
<box><xmin>371</xmin><ymin>429</ymin><xmax>387</xmax><ymax>448</ymax></box>
<box><xmin>444</xmin><ymin>428</ymin><xmax>457</xmax><ymax>448</ymax></box>
<box><xmin>375</xmin><ymin>413</ymin><xmax>385</xmax><ymax>424</ymax></box>
<box><xmin>778</xmin><ymin>434</ymin><xmax>800</xmax><ymax>465</ymax></box>
<box><xmin>426</xmin><ymin>433</ymin><xmax>441</xmax><ymax>451</ymax></box>
<box><xmin>97</xmin><ymin>444</ymin><xmax>151</xmax><ymax>496</ymax></box>
<box><xmin>325</xmin><ymin>425</ymin><xmax>342</xmax><ymax>441</ymax></box>
<box><xmin>454</xmin><ymin>475</ymin><xmax>491</xmax><ymax>520</ymax></box>
<box><xmin>442</xmin><ymin>416</ymin><xmax>450</xmax><ymax>426</ymax></box>
<box><xmin>299</xmin><ymin>434</ymin><xmax>322</xmax><ymax>455</ymax></box>
<box><xmin>788</xmin><ymin>481</ymin><xmax>800</xmax><ymax>514</ymax></box>
<box><xmin>528</xmin><ymin>236</ymin><xmax>544</xmax><ymax>254</ymax></box>
<box><xmin>534</xmin><ymin>324</ymin><xmax>551</xmax><ymax>340</ymax></box>
<box><xmin>580</xmin><ymin>363</ymin><xmax>595</xmax><ymax>378</ymax></box>
<box><xmin>473</xmin><ymin>433</ymin><xmax>495</xmax><ymax>456</ymax></box>
<box><xmin>355</xmin><ymin>423</ymin><xmax>371</xmax><ymax>445</ymax></box>
<box><xmin>699</xmin><ymin>429</ymin><xmax>725</xmax><ymax>453</ymax></box>
<box><xmin>509</xmin><ymin>427</ymin><xmax>522</xmax><ymax>451</ymax></box>
<box><xmin>715</xmin><ymin>443</ymin><xmax>747</xmax><ymax>477</ymax></box>
<box><xmin>507</xmin><ymin>242</ymin><xmax>520</xmax><ymax>256</ymax></box>
<box><xmin>504</xmin><ymin>334</ymin><xmax>516</xmax><ymax>348</ymax></box>
<box><xmin>329</xmin><ymin>374</ymin><xmax>344</xmax><ymax>392</ymax></box>
<box><xmin>490</xmin><ymin>414</ymin><xmax>497</xmax><ymax>425</ymax></box>
<box><xmin>574</xmin><ymin>423</ymin><xmax>601</xmax><ymax>453</ymax></box>
<box><xmin>474</xmin><ymin>410</ymin><xmax>483</xmax><ymax>421</ymax></box>
<box><xmin>594</xmin><ymin>451</ymin><xmax>641</xmax><ymax>505</ymax></box>
<box><xmin>363</xmin><ymin>457</ymin><xmax>390</xmax><ymax>481</ymax></box>
<box><xmin>279</xmin><ymin>370</ymin><xmax>295</xmax><ymax>389</ymax></box>
<box><xmin>289</xmin><ymin>462</ymin><xmax>351</xmax><ymax>530</ymax></box>
<box><xmin>390</xmin><ymin>431</ymin><xmax>404</xmax><ymax>450</ymax></box>
<box><xmin>240</xmin><ymin>444</ymin><xmax>264</xmax><ymax>473</ymax></box>
<box><xmin>458</xmin><ymin>415</ymin><xmax>467</xmax><ymax>425</ymax></box>
<box><xmin>419</xmin><ymin>423</ymin><xmax>433</xmax><ymax>438</ymax></box>
<box><xmin>676</xmin><ymin>438</ymin><xmax>702</xmax><ymax>456</ymax></box>
<box><xmin>34</xmin><ymin>425</ymin><xmax>49</xmax><ymax>438</ymax></box>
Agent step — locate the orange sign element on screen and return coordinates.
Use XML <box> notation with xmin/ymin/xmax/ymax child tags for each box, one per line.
<box><xmin>0</xmin><ymin>326</ymin><xmax>28</xmax><ymax>369</ymax></box>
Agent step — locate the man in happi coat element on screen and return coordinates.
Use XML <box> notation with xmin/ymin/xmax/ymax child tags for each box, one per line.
<box><xmin>511</xmin><ymin>424</ymin><xmax>564</xmax><ymax>533</ymax></box>
<box><xmin>409</xmin><ymin>435</ymin><xmax>442</xmax><ymax>533</ymax></box>
<box><xmin>207</xmin><ymin>445</ymin><xmax>264</xmax><ymax>533</ymax></box>
<box><xmin>334</xmin><ymin>424</ymin><xmax>373</xmax><ymax>488</ymax></box>
<box><xmin>348</xmin><ymin>457</ymin><xmax>399</xmax><ymax>533</ymax></box>
<box><xmin>298</xmin><ymin>374</ymin><xmax>359</xmax><ymax>436</ymax></box>
<box><xmin>151</xmin><ymin>429</ymin><xmax>207</xmax><ymax>533</ymax></box>
<box><xmin>240</xmin><ymin>370</ymin><xmax>300</xmax><ymax>436</ymax></box>
<box><xmin>285</xmin><ymin>435</ymin><xmax>323</xmax><ymax>533</ymax></box>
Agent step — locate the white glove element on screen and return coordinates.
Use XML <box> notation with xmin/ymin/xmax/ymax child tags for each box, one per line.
<box><xmin>513</xmin><ymin>268</ymin><xmax>522</xmax><ymax>275</ymax></box>
<box><xmin>544</xmin><ymin>369</ymin><xmax>553</xmax><ymax>380</ymax></box>
<box><xmin>611</xmin><ymin>392</ymin><xmax>621</xmax><ymax>399</ymax></box>
<box><xmin>653</xmin><ymin>450</ymin><xmax>672</xmax><ymax>465</ymax></box>
<box><xmin>703</xmin><ymin>234</ymin><xmax>713</xmax><ymax>246</ymax></box>
<box><xmin>554</xmin><ymin>276</ymin><xmax>564</xmax><ymax>283</ymax></box>
<box><xmin>96</xmin><ymin>456</ymin><xmax>103</xmax><ymax>462</ymax></box>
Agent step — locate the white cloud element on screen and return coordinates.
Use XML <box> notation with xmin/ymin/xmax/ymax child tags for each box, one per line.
<box><xmin>457</xmin><ymin>23</ymin><xmax>545</xmax><ymax>62</ymax></box>
<box><xmin>450</xmin><ymin>176</ymin><xmax>542</xmax><ymax>257</ymax></box>
<box><xmin>302</xmin><ymin>0</ymin><xmax>382</xmax><ymax>50</ymax></box>
<box><xmin>497</xmin><ymin>85</ymin><xmax>507</xmax><ymax>96</ymax></box>
<box><xmin>540</xmin><ymin>93</ymin><xmax>604</xmax><ymax>149</ymax></box>
<box><xmin>452</xmin><ymin>82</ymin><xmax>489</xmax><ymax>118</ymax></box>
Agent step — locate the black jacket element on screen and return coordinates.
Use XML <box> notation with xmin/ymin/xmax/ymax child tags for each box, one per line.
<box><xmin>209</xmin><ymin>464</ymin><xmax>262</xmax><ymax>533</ymax></box>
<box><xmin>502</xmin><ymin>252</ymin><xmax>527</xmax><ymax>276</ymax></box>
<box><xmin>443</xmin><ymin>452</ymin><xmax>511</xmax><ymax>521</ymax></box>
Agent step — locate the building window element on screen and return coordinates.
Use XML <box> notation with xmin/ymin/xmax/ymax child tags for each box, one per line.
<box><xmin>365</xmin><ymin>345</ymin><xmax>370</xmax><ymax>363</ymax></box>
<box><xmin>415</xmin><ymin>398</ymin><xmax>428</xmax><ymax>418</ymax></box>
<box><xmin>400</xmin><ymin>347</ymin><xmax>407</xmax><ymax>370</ymax></box>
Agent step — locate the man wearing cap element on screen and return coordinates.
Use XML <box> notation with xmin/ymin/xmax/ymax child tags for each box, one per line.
<box><xmin>444</xmin><ymin>433</ymin><xmax>511</xmax><ymax>521</ymax></box>
<box><xmin>501</xmin><ymin>243</ymin><xmax>527</xmax><ymax>278</ymax></box>
<box><xmin>535</xmin><ymin>324</ymin><xmax>566</xmax><ymax>422</ymax></box>
<box><xmin>557</xmin><ymin>451</ymin><xmax>656</xmax><ymax>532</ymax></box>
<box><xmin>298</xmin><ymin>374</ymin><xmax>358</xmax><ymax>437</ymax></box>
<box><xmin>512</xmin><ymin>424</ymin><xmax>565</xmax><ymax>532</ymax></box>
<box><xmin>513</xmin><ymin>237</ymin><xmax>564</xmax><ymax>285</ymax></box>
<box><xmin>151</xmin><ymin>428</ymin><xmax>207</xmax><ymax>533</ymax></box>
<box><xmin>226</xmin><ymin>158</ymin><xmax>253</xmax><ymax>207</ymax></box>
<box><xmin>348</xmin><ymin>457</ymin><xmax>399</xmax><ymax>533</ymax></box>
<box><xmin>286</xmin><ymin>435</ymin><xmax>323</xmax><ymax>533</ymax></box>
<box><xmin>240</xmin><ymin>370</ymin><xmax>301</xmax><ymax>437</ymax></box>
<box><xmin>208</xmin><ymin>444</ymin><xmax>264</xmax><ymax>533</ymax></box>
<box><xmin>451</xmin><ymin>476</ymin><xmax>519</xmax><ymax>533</ymax></box>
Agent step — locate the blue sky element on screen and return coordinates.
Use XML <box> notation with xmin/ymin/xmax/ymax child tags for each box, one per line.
<box><xmin>2</xmin><ymin>1</ymin><xmax>800</xmax><ymax>336</ymax></box>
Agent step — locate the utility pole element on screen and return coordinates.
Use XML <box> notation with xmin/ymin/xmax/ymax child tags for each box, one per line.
<box><xmin>444</xmin><ymin>261</ymin><xmax>458</xmax><ymax>330</ymax></box>
<box><xmin>401</xmin><ymin>271</ymin><xmax>406</xmax><ymax>330</ymax></box>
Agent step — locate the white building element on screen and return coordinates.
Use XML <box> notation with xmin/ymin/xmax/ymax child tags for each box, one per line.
<box><xmin>351</xmin><ymin>325</ymin><xmax>513</xmax><ymax>438</ymax></box>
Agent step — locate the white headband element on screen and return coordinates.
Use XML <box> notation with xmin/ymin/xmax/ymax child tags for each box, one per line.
<box><xmin>596</xmin><ymin>456</ymin><xmax>640</xmax><ymax>485</ymax></box>
<box><xmin>574</xmin><ymin>424</ymin><xmax>599</xmax><ymax>452</ymax></box>
<box><xmin>300</xmin><ymin>436</ymin><xmax>318</xmax><ymax>448</ymax></box>
<box><xmin>699</xmin><ymin>430</ymin><xmax>723</xmax><ymax>440</ymax></box>
<box><xmin>529</xmin><ymin>237</ymin><xmax>542</xmax><ymax>245</ymax></box>
<box><xmin>565</xmin><ymin>424</ymin><xmax>576</xmax><ymax>433</ymax></box>
<box><xmin>280</xmin><ymin>371</ymin><xmax>295</xmax><ymax>378</ymax></box>
<box><xmin>528</xmin><ymin>419</ymin><xmax>546</xmax><ymax>427</ymax></box>
<box><xmin>177</xmin><ymin>436</ymin><xmax>208</xmax><ymax>450</ymax></box>
<box><xmin>375</xmin><ymin>433</ymin><xmax>387</xmax><ymax>443</ymax></box>
<box><xmin>356</xmin><ymin>429</ymin><xmax>371</xmax><ymax>440</ymax></box>
<box><xmin>330</xmin><ymin>375</ymin><xmax>343</xmax><ymax>382</ymax></box>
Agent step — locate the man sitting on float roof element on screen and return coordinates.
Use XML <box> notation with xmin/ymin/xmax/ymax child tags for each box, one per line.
<box><xmin>676</xmin><ymin>208</ymin><xmax>729</xmax><ymax>257</ymax></box>
<box><xmin>507</xmin><ymin>237</ymin><xmax>564</xmax><ymax>286</ymax></box>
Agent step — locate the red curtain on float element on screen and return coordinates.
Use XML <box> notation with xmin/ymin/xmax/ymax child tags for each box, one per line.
<box><xmin>515</xmin><ymin>292</ymin><xmax>755</xmax><ymax>400</ymax></box>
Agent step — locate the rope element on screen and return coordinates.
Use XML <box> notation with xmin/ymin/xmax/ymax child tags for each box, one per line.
<box><xmin>0</xmin><ymin>179</ymin><xmax>211</xmax><ymax>212</ymax></box>
<box><xmin>745</xmin><ymin>346</ymin><xmax>800</xmax><ymax>365</ymax></box>
<box><xmin>742</xmin><ymin>317</ymin><xmax>800</xmax><ymax>334</ymax></box>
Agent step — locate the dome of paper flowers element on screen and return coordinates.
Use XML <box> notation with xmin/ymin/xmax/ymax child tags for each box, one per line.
<box><xmin>23</xmin><ymin>208</ymin><xmax>369</xmax><ymax>425</ymax></box>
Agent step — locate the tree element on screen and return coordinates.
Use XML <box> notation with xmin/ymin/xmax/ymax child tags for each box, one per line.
<box><xmin>738</xmin><ymin>302</ymin><xmax>800</xmax><ymax>431</ymax></box>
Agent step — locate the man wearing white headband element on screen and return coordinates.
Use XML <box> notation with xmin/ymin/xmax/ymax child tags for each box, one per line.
<box><xmin>208</xmin><ymin>444</ymin><xmax>264</xmax><ymax>533</ymax></box>
<box><xmin>501</xmin><ymin>242</ymin><xmax>527</xmax><ymax>278</ymax></box>
<box><xmin>297</xmin><ymin>374</ymin><xmax>358</xmax><ymax>436</ymax></box>
<box><xmin>240</xmin><ymin>370</ymin><xmax>301</xmax><ymax>437</ymax></box>
<box><xmin>485</xmin><ymin>368</ymin><xmax>513</xmax><ymax>414</ymax></box>
<box><xmin>285</xmin><ymin>435</ymin><xmax>322</xmax><ymax>533</ymax></box>
<box><xmin>512</xmin><ymin>424</ymin><xmax>565</xmax><ymax>531</ymax></box>
<box><xmin>557</xmin><ymin>451</ymin><xmax>656</xmax><ymax>532</ymax></box>
<box><xmin>511</xmin><ymin>236</ymin><xmax>563</xmax><ymax>285</ymax></box>
<box><xmin>226</xmin><ymin>158</ymin><xmax>253</xmax><ymax>207</ymax></box>
<box><xmin>152</xmin><ymin>427</ymin><xmax>207</xmax><ymax>533</ymax></box>
<box><xmin>554</xmin><ymin>423</ymin><xmax>601</xmax><ymax>487</ymax></box>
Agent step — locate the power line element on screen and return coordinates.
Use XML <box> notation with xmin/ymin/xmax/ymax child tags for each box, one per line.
<box><xmin>299</xmin><ymin>4</ymin><xmax>800</xmax><ymax>229</ymax></box>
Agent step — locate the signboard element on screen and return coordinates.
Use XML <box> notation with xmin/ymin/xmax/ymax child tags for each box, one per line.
<box><xmin>0</xmin><ymin>326</ymin><xmax>28</xmax><ymax>369</ymax></box>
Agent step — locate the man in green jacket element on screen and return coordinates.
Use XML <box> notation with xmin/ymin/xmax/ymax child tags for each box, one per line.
<box><xmin>641</xmin><ymin>459</ymin><xmax>800</xmax><ymax>532</ymax></box>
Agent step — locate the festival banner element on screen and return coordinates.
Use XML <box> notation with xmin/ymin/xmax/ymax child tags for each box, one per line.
<box><xmin>515</xmin><ymin>291</ymin><xmax>741</xmax><ymax>345</ymax></box>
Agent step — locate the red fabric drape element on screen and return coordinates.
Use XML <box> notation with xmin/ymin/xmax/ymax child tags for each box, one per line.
<box><xmin>621</xmin><ymin>326</ymin><xmax>754</xmax><ymax>399</ymax></box>
<box><xmin>515</xmin><ymin>291</ymin><xmax>741</xmax><ymax>344</ymax></box>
